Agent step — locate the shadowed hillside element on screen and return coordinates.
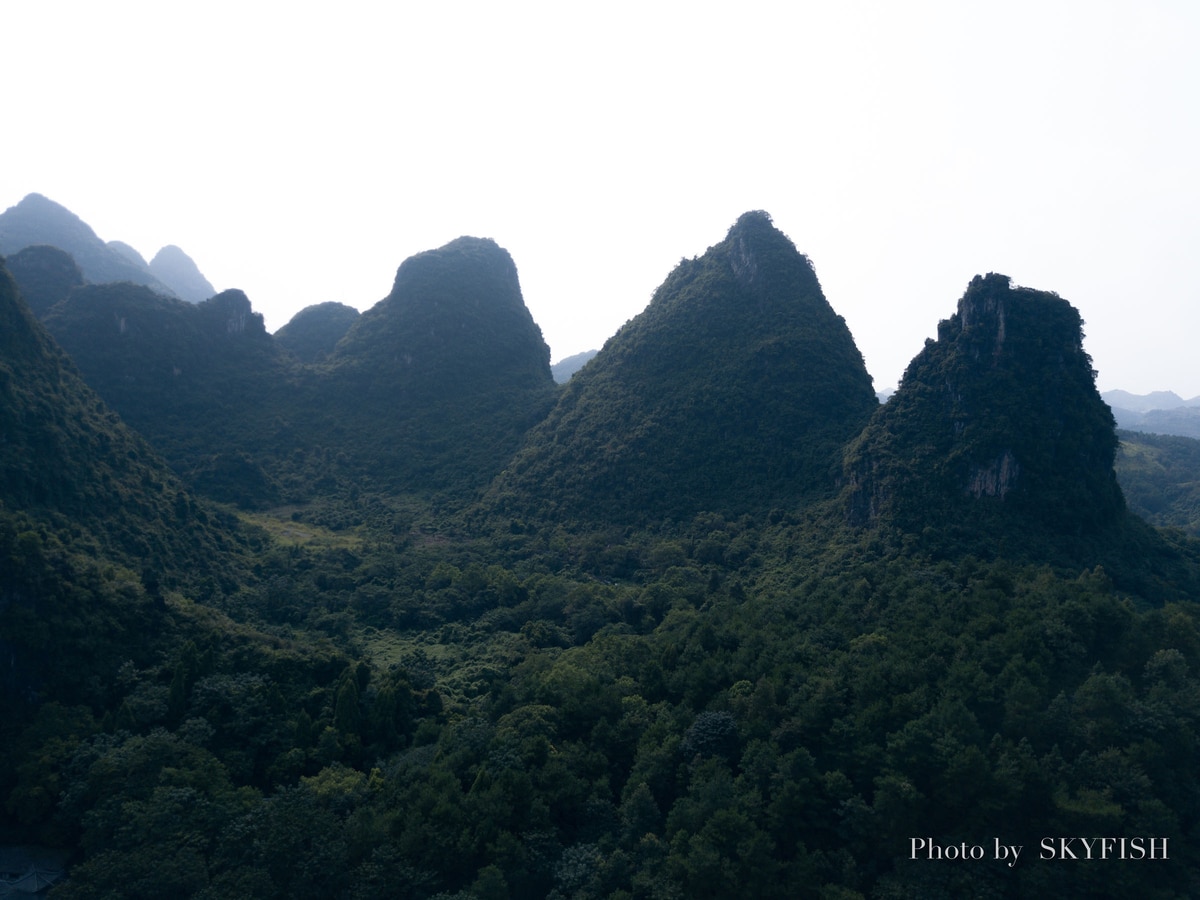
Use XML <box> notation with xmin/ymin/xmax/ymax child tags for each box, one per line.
<box><xmin>42</xmin><ymin>284</ymin><xmax>292</xmax><ymax>507</ymax></box>
<box><xmin>322</xmin><ymin>235</ymin><xmax>559</xmax><ymax>498</ymax></box>
<box><xmin>845</xmin><ymin>274</ymin><xmax>1122</xmax><ymax>532</ymax></box>
<box><xmin>2</xmin><ymin>244</ymin><xmax>84</xmax><ymax>317</ymax></box>
<box><xmin>0</xmin><ymin>259</ymin><xmax>258</xmax><ymax>715</ymax></box>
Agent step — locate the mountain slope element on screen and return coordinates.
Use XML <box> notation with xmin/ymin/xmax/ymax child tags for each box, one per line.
<box><xmin>42</xmin><ymin>284</ymin><xmax>292</xmax><ymax>507</ymax></box>
<box><xmin>150</xmin><ymin>244</ymin><xmax>217</xmax><ymax>302</ymax></box>
<box><xmin>1116</xmin><ymin>430</ymin><xmax>1200</xmax><ymax>536</ymax></box>
<box><xmin>0</xmin><ymin>262</ymin><xmax>244</xmax><ymax>568</ymax></box>
<box><xmin>0</xmin><ymin>258</ymin><xmax>256</xmax><ymax>714</ymax></box>
<box><xmin>37</xmin><ymin>236</ymin><xmax>558</xmax><ymax>509</ymax></box>
<box><xmin>486</xmin><ymin>211</ymin><xmax>879</xmax><ymax>525</ymax></box>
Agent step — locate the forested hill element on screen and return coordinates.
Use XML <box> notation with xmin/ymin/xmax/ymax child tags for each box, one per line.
<box><xmin>274</xmin><ymin>301</ymin><xmax>361</xmax><ymax>363</ymax></box>
<box><xmin>42</xmin><ymin>284</ymin><xmax>294</xmax><ymax>509</ymax></box>
<box><xmin>37</xmin><ymin>236</ymin><xmax>559</xmax><ymax>509</ymax></box>
<box><xmin>2</xmin><ymin>244</ymin><xmax>84</xmax><ymax>317</ymax></box>
<box><xmin>841</xmin><ymin>273</ymin><xmax>1200</xmax><ymax>595</ymax></box>
<box><xmin>149</xmin><ymin>244</ymin><xmax>217</xmax><ymax>303</ymax></box>
<box><xmin>321</xmin><ymin>235</ymin><xmax>559</xmax><ymax>496</ymax></box>
<box><xmin>846</xmin><ymin>273</ymin><xmax>1121</xmax><ymax>530</ymax></box>
<box><xmin>0</xmin><ymin>261</ymin><xmax>241</xmax><ymax>572</ymax></box>
<box><xmin>485</xmin><ymin>211</ymin><xmax>878</xmax><ymax>526</ymax></box>
<box><xmin>0</xmin><ymin>258</ymin><xmax>265</xmax><ymax>719</ymax></box>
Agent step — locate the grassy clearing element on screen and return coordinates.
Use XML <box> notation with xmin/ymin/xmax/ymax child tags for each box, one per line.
<box><xmin>240</xmin><ymin>507</ymin><xmax>363</xmax><ymax>549</ymax></box>
<box><xmin>357</xmin><ymin>624</ymin><xmax>535</xmax><ymax>707</ymax></box>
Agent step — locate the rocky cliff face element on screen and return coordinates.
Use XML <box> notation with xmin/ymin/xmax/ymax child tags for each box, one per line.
<box><xmin>198</xmin><ymin>289</ymin><xmax>265</xmax><ymax>337</ymax></box>
<box><xmin>844</xmin><ymin>273</ymin><xmax>1124</xmax><ymax>534</ymax></box>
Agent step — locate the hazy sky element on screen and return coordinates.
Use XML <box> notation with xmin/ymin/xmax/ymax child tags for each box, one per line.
<box><xmin>4</xmin><ymin>1</ymin><xmax>1199</xmax><ymax>396</ymax></box>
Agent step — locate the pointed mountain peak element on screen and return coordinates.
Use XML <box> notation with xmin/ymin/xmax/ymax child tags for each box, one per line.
<box><xmin>11</xmin><ymin>192</ymin><xmax>74</xmax><ymax>215</ymax></box>
<box><xmin>485</xmin><ymin>212</ymin><xmax>878</xmax><ymax>526</ymax></box>
<box><xmin>1</xmin><ymin>193</ymin><xmax>103</xmax><ymax>249</ymax></box>
<box><xmin>725</xmin><ymin>208</ymin><xmax>783</xmax><ymax>249</ymax></box>
<box><xmin>844</xmin><ymin>274</ymin><xmax>1124</xmax><ymax>541</ymax></box>
<box><xmin>150</xmin><ymin>244</ymin><xmax>216</xmax><ymax>302</ymax></box>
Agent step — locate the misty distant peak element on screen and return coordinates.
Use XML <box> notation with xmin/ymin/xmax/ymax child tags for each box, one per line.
<box><xmin>1102</xmin><ymin>389</ymin><xmax>1189</xmax><ymax>413</ymax></box>
<box><xmin>150</xmin><ymin>244</ymin><xmax>216</xmax><ymax>303</ymax></box>
<box><xmin>1</xmin><ymin>193</ymin><xmax>104</xmax><ymax>251</ymax></box>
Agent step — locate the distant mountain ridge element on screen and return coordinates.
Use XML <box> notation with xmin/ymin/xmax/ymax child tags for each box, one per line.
<box><xmin>1103</xmin><ymin>389</ymin><xmax>1200</xmax><ymax>412</ymax></box>
<box><xmin>0</xmin><ymin>193</ymin><xmax>214</xmax><ymax>302</ymax></box>
<box><xmin>1103</xmin><ymin>389</ymin><xmax>1200</xmax><ymax>439</ymax></box>
<box><xmin>551</xmin><ymin>349</ymin><xmax>598</xmax><ymax>382</ymax></box>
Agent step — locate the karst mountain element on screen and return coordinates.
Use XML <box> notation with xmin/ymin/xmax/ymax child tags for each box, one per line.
<box><xmin>486</xmin><ymin>211</ymin><xmax>879</xmax><ymax>525</ymax></box>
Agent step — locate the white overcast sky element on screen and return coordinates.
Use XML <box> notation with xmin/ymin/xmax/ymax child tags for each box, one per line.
<box><xmin>3</xmin><ymin>1</ymin><xmax>1199</xmax><ymax>396</ymax></box>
